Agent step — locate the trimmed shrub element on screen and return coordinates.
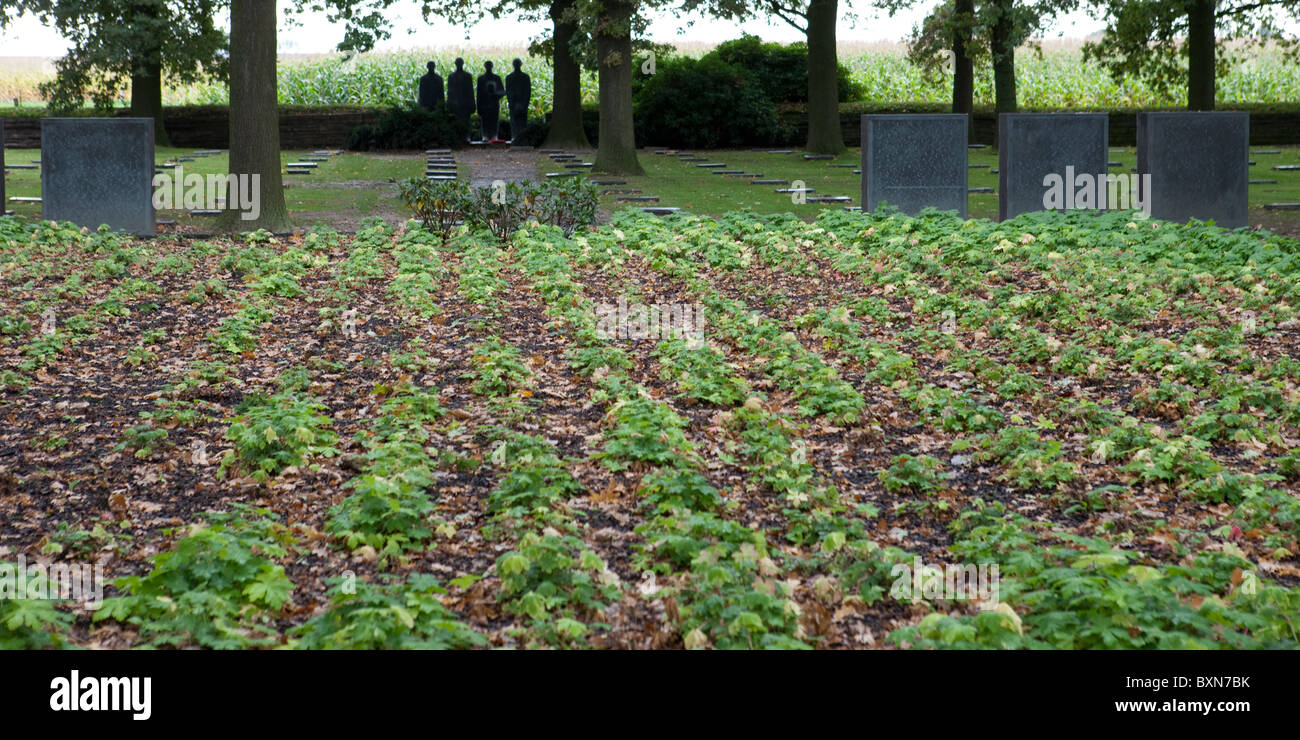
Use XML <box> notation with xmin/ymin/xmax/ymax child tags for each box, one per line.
<box><xmin>634</xmin><ymin>55</ymin><xmax>784</xmax><ymax>148</ymax></box>
<box><xmin>705</xmin><ymin>35</ymin><xmax>863</xmax><ymax>104</ymax></box>
<box><xmin>346</xmin><ymin>101</ymin><xmax>469</xmax><ymax>150</ymax></box>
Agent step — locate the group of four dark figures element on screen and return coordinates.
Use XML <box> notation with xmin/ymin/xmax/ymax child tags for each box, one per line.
<box><xmin>418</xmin><ymin>58</ymin><xmax>531</xmax><ymax>143</ymax></box>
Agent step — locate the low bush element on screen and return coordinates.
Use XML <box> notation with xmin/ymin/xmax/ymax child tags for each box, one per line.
<box><xmin>704</xmin><ymin>35</ymin><xmax>863</xmax><ymax>104</ymax></box>
<box><xmin>634</xmin><ymin>55</ymin><xmax>785</xmax><ymax>148</ymax></box>
<box><xmin>345</xmin><ymin>101</ymin><xmax>469</xmax><ymax>151</ymax></box>
<box><xmin>398</xmin><ymin>176</ymin><xmax>599</xmax><ymax>239</ymax></box>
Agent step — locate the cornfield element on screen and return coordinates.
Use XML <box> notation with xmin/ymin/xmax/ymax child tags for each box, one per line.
<box><xmin>4</xmin><ymin>43</ymin><xmax>1300</xmax><ymax>111</ymax></box>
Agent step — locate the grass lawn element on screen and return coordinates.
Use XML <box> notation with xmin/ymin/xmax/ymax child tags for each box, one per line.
<box><xmin>5</xmin><ymin>144</ymin><xmax>1299</xmax><ymax>235</ymax></box>
<box><xmin>592</xmin><ymin>147</ymin><xmax>1300</xmax><ymax>235</ymax></box>
<box><xmin>3</xmin><ymin>148</ymin><xmax>439</xmax><ymax>231</ymax></box>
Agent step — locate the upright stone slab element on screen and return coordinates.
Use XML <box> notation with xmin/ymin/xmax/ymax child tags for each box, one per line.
<box><xmin>1137</xmin><ymin>112</ymin><xmax>1248</xmax><ymax>228</ymax></box>
<box><xmin>41</xmin><ymin>118</ymin><xmax>155</xmax><ymax>235</ymax></box>
<box><xmin>862</xmin><ymin>114</ymin><xmax>968</xmax><ymax>218</ymax></box>
<box><xmin>998</xmin><ymin>113</ymin><xmax>1108</xmax><ymax>220</ymax></box>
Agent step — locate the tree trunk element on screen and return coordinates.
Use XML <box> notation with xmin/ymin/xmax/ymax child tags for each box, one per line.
<box><xmin>804</xmin><ymin>0</ymin><xmax>845</xmax><ymax>154</ymax></box>
<box><xmin>1186</xmin><ymin>0</ymin><xmax>1216</xmax><ymax>110</ymax></box>
<box><xmin>592</xmin><ymin>0</ymin><xmax>643</xmax><ymax>175</ymax></box>
<box><xmin>127</xmin><ymin>1</ymin><xmax>169</xmax><ymax>145</ymax></box>
<box><xmin>990</xmin><ymin>0</ymin><xmax>1017</xmax><ymax>114</ymax></box>
<box><xmin>951</xmin><ymin>0</ymin><xmax>974</xmax><ymax>132</ymax></box>
<box><xmin>130</xmin><ymin>61</ymin><xmax>171</xmax><ymax>146</ymax></box>
<box><xmin>542</xmin><ymin>0</ymin><xmax>590</xmax><ymax>149</ymax></box>
<box><xmin>218</xmin><ymin>0</ymin><xmax>291</xmax><ymax>233</ymax></box>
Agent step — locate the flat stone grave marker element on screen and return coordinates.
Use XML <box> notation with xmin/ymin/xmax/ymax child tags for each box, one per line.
<box><xmin>1274</xmin><ymin>165</ymin><xmax>1300</xmax><ymax>171</ymax></box>
<box><xmin>998</xmin><ymin>113</ymin><xmax>1108</xmax><ymax>220</ymax></box>
<box><xmin>643</xmin><ymin>206</ymin><xmax>680</xmax><ymax>215</ymax></box>
<box><xmin>828</xmin><ymin>163</ymin><xmax>856</xmax><ymax>168</ymax></box>
<box><xmin>751</xmin><ymin>179</ymin><xmax>787</xmax><ymax>185</ymax></box>
<box><xmin>1263</xmin><ymin>203</ymin><xmax>1300</xmax><ymax>210</ymax></box>
<box><xmin>7</xmin><ymin>164</ymin><xmax>39</xmax><ymax>170</ymax></box>
<box><xmin>969</xmin><ymin>187</ymin><xmax>994</xmax><ymax>194</ymax></box>
<box><xmin>696</xmin><ymin>163</ymin><xmax>726</xmax><ymax>168</ymax></box>
<box><xmin>969</xmin><ymin>144</ymin><xmax>988</xmax><ymax>149</ymax></box>
<box><xmin>190</xmin><ymin>209</ymin><xmax>221</xmax><ymax>216</ymax></box>
<box><xmin>590</xmin><ymin>179</ymin><xmax>627</xmax><ymax>185</ymax></box>
<box><xmin>680</xmin><ymin>157</ymin><xmax>708</xmax><ymax>162</ymax></box>
<box><xmin>712</xmin><ymin>170</ymin><xmax>744</xmax><ymax>175</ymax></box>
<box><xmin>776</xmin><ymin>187</ymin><xmax>815</xmax><ymax>193</ymax></box>
<box><xmin>563</xmin><ymin>163</ymin><xmax>594</xmax><ymax>169</ymax></box>
<box><xmin>1252</xmin><ymin>150</ymin><xmax>1280</xmax><ymax>154</ymax></box>
<box><xmin>10</xmin><ymin>196</ymin><xmax>42</xmax><ymax>203</ymax></box>
<box><xmin>286</xmin><ymin>162</ymin><xmax>318</xmax><ymax>168</ymax></box>
<box><xmin>727</xmin><ymin>172</ymin><xmax>762</xmax><ymax>177</ymax></box>
<box><xmin>618</xmin><ymin>195</ymin><xmax>659</xmax><ymax>202</ymax></box>
<box><xmin>602</xmin><ymin>189</ymin><xmax>641</xmax><ymax>195</ymax></box>
<box><xmin>843</xmin><ymin>206</ymin><xmax>862</xmax><ymax>212</ymax></box>
<box><xmin>969</xmin><ymin>164</ymin><xmax>988</xmax><ymax>169</ymax></box>
<box><xmin>1137</xmin><ymin>111</ymin><xmax>1248</xmax><ymax>228</ymax></box>
<box><xmin>303</xmin><ymin>156</ymin><xmax>330</xmax><ymax>162</ymax></box>
<box><xmin>1251</xmin><ymin>179</ymin><xmax>1278</xmax><ymax>184</ymax></box>
<box><xmin>427</xmin><ymin>175</ymin><xmax>455</xmax><ymax>180</ymax></box>
<box><xmin>42</xmin><ymin>117</ymin><xmax>154</xmax><ymax>235</ymax></box>
<box><xmin>803</xmin><ymin>154</ymin><xmax>833</xmax><ymax>160</ymax></box>
<box><xmin>545</xmin><ymin>172</ymin><xmax>581</xmax><ymax>178</ymax></box>
<box><xmin>427</xmin><ymin>149</ymin><xmax>452</xmax><ymax>154</ymax></box>
<box><xmin>808</xmin><ymin>196</ymin><xmax>852</xmax><ymax>203</ymax></box>
<box><xmin>766</xmin><ymin>150</ymin><xmax>793</xmax><ymax>154</ymax></box>
<box><xmin>862</xmin><ymin>114</ymin><xmax>968</xmax><ymax>217</ymax></box>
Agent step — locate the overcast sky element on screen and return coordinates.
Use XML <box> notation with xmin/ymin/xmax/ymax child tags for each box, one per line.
<box><xmin>0</xmin><ymin>1</ymin><xmax>1119</xmax><ymax>56</ymax></box>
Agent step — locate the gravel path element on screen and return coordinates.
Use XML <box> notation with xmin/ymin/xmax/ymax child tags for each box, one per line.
<box><xmin>461</xmin><ymin>147</ymin><xmax>548</xmax><ymax>187</ymax></box>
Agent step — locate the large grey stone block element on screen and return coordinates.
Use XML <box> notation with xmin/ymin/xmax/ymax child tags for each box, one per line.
<box><xmin>998</xmin><ymin>113</ymin><xmax>1109</xmax><ymax>220</ymax></box>
<box><xmin>862</xmin><ymin>114</ymin><xmax>968</xmax><ymax>218</ymax></box>
<box><xmin>1136</xmin><ymin>112</ymin><xmax>1248</xmax><ymax>228</ymax></box>
<box><xmin>41</xmin><ymin>118</ymin><xmax>155</xmax><ymax>235</ymax></box>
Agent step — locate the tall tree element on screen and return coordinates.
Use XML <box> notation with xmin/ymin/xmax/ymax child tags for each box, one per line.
<box><xmin>987</xmin><ymin>0</ymin><xmax>1016</xmax><ymax>112</ymax></box>
<box><xmin>542</xmin><ymin>0</ymin><xmax>591</xmax><ymax>148</ymax></box>
<box><xmin>1</xmin><ymin>0</ymin><xmax>227</xmax><ymax>145</ymax></box>
<box><xmin>951</xmin><ymin>0</ymin><xmax>974</xmax><ymax>119</ymax></box>
<box><xmin>218</xmin><ymin>0</ymin><xmax>291</xmax><ymax>231</ymax></box>
<box><xmin>892</xmin><ymin>0</ymin><xmax>1075</xmax><ymax>115</ymax></box>
<box><xmin>696</xmin><ymin>0</ymin><xmax>853</xmax><ymax>154</ymax></box>
<box><xmin>1084</xmin><ymin>0</ymin><xmax>1300</xmax><ymax>111</ymax></box>
<box><xmin>588</xmin><ymin>0</ymin><xmax>643</xmax><ymax>172</ymax></box>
